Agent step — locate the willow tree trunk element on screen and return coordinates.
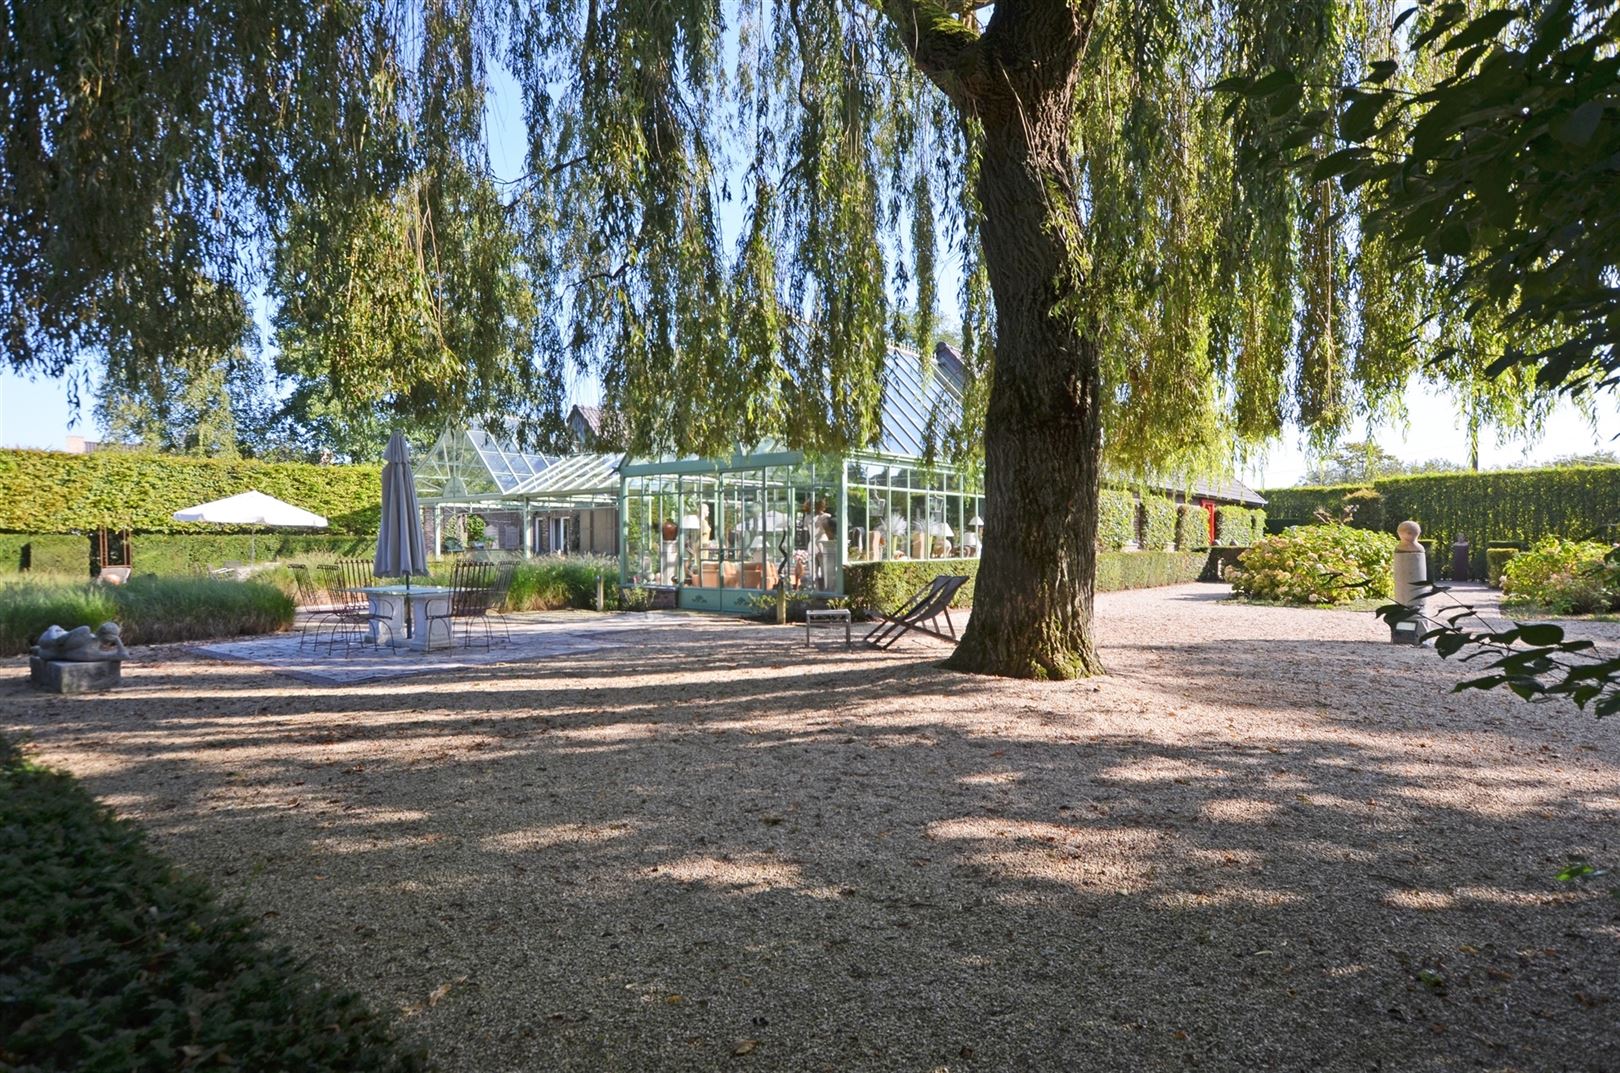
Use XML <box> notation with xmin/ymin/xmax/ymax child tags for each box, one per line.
<box><xmin>943</xmin><ymin>134</ymin><xmax>1103</xmax><ymax>679</ymax></box>
<box><xmin>890</xmin><ymin>0</ymin><xmax>1103</xmax><ymax>679</ymax></box>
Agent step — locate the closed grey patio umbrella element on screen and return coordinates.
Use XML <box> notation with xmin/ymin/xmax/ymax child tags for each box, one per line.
<box><xmin>374</xmin><ymin>431</ymin><xmax>429</xmax><ymax>636</ymax></box>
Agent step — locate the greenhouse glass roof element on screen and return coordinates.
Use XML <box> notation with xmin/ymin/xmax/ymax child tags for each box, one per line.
<box><xmin>875</xmin><ymin>343</ymin><xmax>965</xmax><ymax>458</ymax></box>
<box><xmin>416</xmin><ymin>427</ymin><xmax>557</xmax><ymax>499</ymax></box>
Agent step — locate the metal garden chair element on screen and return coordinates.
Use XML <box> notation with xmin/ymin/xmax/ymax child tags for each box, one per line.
<box><xmin>424</xmin><ymin>560</ymin><xmax>499</xmax><ymax>651</ymax></box>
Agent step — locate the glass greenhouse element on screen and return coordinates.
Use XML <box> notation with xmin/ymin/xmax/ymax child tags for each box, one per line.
<box><xmin>415</xmin><ymin>345</ymin><xmax>983</xmax><ymax>606</ymax></box>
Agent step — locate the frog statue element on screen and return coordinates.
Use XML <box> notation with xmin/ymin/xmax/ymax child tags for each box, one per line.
<box><xmin>32</xmin><ymin>622</ymin><xmax>129</xmax><ymax>662</ymax></box>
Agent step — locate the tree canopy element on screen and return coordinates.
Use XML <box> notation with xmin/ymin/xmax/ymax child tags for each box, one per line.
<box><xmin>1</xmin><ymin>0</ymin><xmax>1585</xmax><ymax>675</ymax></box>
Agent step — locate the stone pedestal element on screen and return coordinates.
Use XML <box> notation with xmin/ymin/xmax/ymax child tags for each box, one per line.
<box><xmin>30</xmin><ymin>657</ymin><xmax>122</xmax><ymax>693</ymax></box>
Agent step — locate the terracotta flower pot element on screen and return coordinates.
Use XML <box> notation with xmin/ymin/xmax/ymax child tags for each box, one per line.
<box><xmin>662</xmin><ymin>520</ymin><xmax>679</xmax><ymax>541</ymax></box>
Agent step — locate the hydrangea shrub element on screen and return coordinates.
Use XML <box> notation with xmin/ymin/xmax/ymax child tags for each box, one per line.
<box><xmin>1228</xmin><ymin>523</ymin><xmax>1396</xmax><ymax>604</ymax></box>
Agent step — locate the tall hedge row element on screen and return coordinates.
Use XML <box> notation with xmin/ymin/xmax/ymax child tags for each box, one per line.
<box><xmin>1176</xmin><ymin>505</ymin><xmax>1211</xmax><ymax>550</ymax></box>
<box><xmin>0</xmin><ymin>533</ymin><xmax>377</xmax><ymax>577</ymax></box>
<box><xmin>1215</xmin><ymin>506</ymin><xmax>1266</xmax><ymax>546</ymax></box>
<box><xmin>0</xmin><ymin>449</ymin><xmax>382</xmax><ymax>535</ymax></box>
<box><xmin>1142</xmin><ymin>497</ymin><xmax>1177</xmax><ymax>550</ymax></box>
<box><xmin>1261</xmin><ymin>465</ymin><xmax>1620</xmax><ymax>576</ymax></box>
<box><xmin>1098</xmin><ymin>491</ymin><xmax>1138</xmax><ymax>550</ymax></box>
<box><xmin>0</xmin><ymin>534</ymin><xmax>86</xmax><ymax>574</ymax></box>
<box><xmin>843</xmin><ymin>551</ymin><xmax>1210</xmax><ymax>611</ymax></box>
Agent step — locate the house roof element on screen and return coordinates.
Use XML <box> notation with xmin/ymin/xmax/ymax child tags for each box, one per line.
<box><xmin>1181</xmin><ymin>476</ymin><xmax>1267</xmax><ymax>507</ymax></box>
<box><xmin>569</xmin><ymin>405</ymin><xmax>606</xmax><ymax>438</ymax></box>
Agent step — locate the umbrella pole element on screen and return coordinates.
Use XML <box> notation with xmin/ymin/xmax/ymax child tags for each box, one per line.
<box><xmin>404</xmin><ymin>575</ymin><xmax>413</xmax><ymax>640</ymax></box>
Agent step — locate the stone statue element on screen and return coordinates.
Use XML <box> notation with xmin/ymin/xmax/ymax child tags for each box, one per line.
<box><xmin>33</xmin><ymin>622</ymin><xmax>128</xmax><ymax>662</ymax></box>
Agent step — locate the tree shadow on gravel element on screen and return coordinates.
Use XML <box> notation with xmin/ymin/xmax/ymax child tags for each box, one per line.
<box><xmin>2</xmin><ymin>622</ymin><xmax>1617</xmax><ymax>1073</ymax></box>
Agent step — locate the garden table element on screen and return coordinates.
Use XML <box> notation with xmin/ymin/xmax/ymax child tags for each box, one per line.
<box><xmin>352</xmin><ymin>585</ymin><xmax>454</xmax><ymax>652</ymax></box>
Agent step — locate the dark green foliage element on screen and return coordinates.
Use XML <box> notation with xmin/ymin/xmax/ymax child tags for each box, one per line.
<box><xmin>0</xmin><ymin>736</ymin><xmax>426</xmax><ymax>1072</ymax></box>
<box><xmin>1263</xmin><ymin>465</ymin><xmax>1620</xmax><ymax>577</ymax></box>
<box><xmin>1486</xmin><ymin>548</ymin><xmax>1520</xmax><ymax>589</ymax></box>
<box><xmin>1214</xmin><ymin>506</ymin><xmax>1266</xmax><ymax>546</ymax></box>
<box><xmin>0</xmin><ymin>576</ymin><xmax>293</xmax><ymax>657</ymax></box>
<box><xmin>1244</xmin><ymin>1</ymin><xmax>1620</xmax><ymax>397</ymax></box>
<box><xmin>1176</xmin><ymin>505</ymin><xmax>1212</xmax><ymax>550</ymax></box>
<box><xmin>1341</xmin><ymin>487</ymin><xmax>1384</xmax><ymax>532</ymax></box>
<box><xmin>1141</xmin><ymin>497</ymin><xmax>1178</xmax><ymax>551</ymax></box>
<box><xmin>1099</xmin><ymin>491</ymin><xmax>1139</xmax><ymax>551</ymax></box>
<box><xmin>1200</xmin><ymin>546</ymin><xmax>1248</xmax><ymax>582</ymax></box>
<box><xmin>844</xmin><ymin>551</ymin><xmax>1208</xmax><ymax>612</ymax></box>
<box><xmin>844</xmin><ymin>560</ymin><xmax>978</xmax><ymax>614</ymax></box>
<box><xmin>0</xmin><ymin>449</ymin><xmax>381</xmax><ymax>534</ymax></box>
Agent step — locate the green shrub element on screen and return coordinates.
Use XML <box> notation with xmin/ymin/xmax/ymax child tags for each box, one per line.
<box><xmin>1262</xmin><ymin>464</ymin><xmax>1620</xmax><ymax>578</ymax></box>
<box><xmin>0</xmin><ymin>736</ymin><xmax>425</xmax><ymax>1073</ymax></box>
<box><xmin>1229</xmin><ymin>523</ymin><xmax>1396</xmax><ymax>605</ymax></box>
<box><xmin>1341</xmin><ymin>487</ymin><xmax>1385</xmax><ymax>532</ymax></box>
<box><xmin>1485</xmin><ymin>547</ymin><xmax>1520</xmax><ymax>588</ymax></box>
<box><xmin>0</xmin><ymin>576</ymin><xmax>294</xmax><ymax>656</ymax></box>
<box><xmin>1176</xmin><ymin>505</ymin><xmax>1211</xmax><ymax>550</ymax></box>
<box><xmin>0</xmin><ymin>448</ymin><xmax>381</xmax><ymax>534</ymax></box>
<box><xmin>1141</xmin><ymin>497</ymin><xmax>1177</xmax><ymax>550</ymax></box>
<box><xmin>1098</xmin><ymin>490</ymin><xmax>1138</xmax><ymax>551</ymax></box>
<box><xmin>1500</xmin><ymin>538</ymin><xmax>1618</xmax><ymax>614</ymax></box>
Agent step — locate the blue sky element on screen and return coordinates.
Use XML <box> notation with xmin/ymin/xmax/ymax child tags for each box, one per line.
<box><xmin>5</xmin><ymin>55</ymin><xmax>1617</xmax><ymax>486</ymax></box>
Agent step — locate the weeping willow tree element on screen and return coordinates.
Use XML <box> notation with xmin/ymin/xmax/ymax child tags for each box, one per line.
<box><xmin>503</xmin><ymin>0</ymin><xmax>1457</xmax><ymax>678</ymax></box>
<box><xmin>0</xmin><ymin>0</ymin><xmax>1553</xmax><ymax>678</ymax></box>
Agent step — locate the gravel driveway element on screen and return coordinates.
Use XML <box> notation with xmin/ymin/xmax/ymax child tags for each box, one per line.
<box><xmin>5</xmin><ymin>585</ymin><xmax>1618</xmax><ymax>1072</ymax></box>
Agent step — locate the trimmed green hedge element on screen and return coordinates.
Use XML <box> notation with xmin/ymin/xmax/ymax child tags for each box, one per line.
<box><xmin>1176</xmin><ymin>504</ymin><xmax>1211</xmax><ymax>550</ymax></box>
<box><xmin>0</xmin><ymin>533</ymin><xmax>87</xmax><ymax>575</ymax></box>
<box><xmin>1261</xmin><ymin>465</ymin><xmax>1620</xmax><ymax>576</ymax></box>
<box><xmin>1215</xmin><ymin>506</ymin><xmax>1266</xmax><ymax>546</ymax></box>
<box><xmin>843</xmin><ymin>551</ymin><xmax>1210</xmax><ymax>611</ymax></box>
<box><xmin>845</xmin><ymin>558</ymin><xmax>979</xmax><ymax>611</ymax></box>
<box><xmin>1096</xmin><ymin>551</ymin><xmax>1207</xmax><ymax>591</ymax></box>
<box><xmin>0</xmin><ymin>533</ymin><xmax>377</xmax><ymax>578</ymax></box>
<box><xmin>0</xmin><ymin>576</ymin><xmax>294</xmax><ymax>657</ymax></box>
<box><xmin>0</xmin><ymin>449</ymin><xmax>382</xmax><ymax>534</ymax></box>
<box><xmin>1099</xmin><ymin>490</ymin><xmax>1137</xmax><ymax>551</ymax></box>
<box><xmin>132</xmin><ymin>534</ymin><xmax>376</xmax><ymax>575</ymax></box>
<box><xmin>1142</xmin><ymin>497</ymin><xmax>1177</xmax><ymax>550</ymax></box>
<box><xmin>0</xmin><ymin>736</ymin><xmax>426</xmax><ymax>1073</ymax></box>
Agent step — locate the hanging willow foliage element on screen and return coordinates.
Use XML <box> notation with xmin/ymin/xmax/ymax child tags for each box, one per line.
<box><xmin>1</xmin><ymin>0</ymin><xmax>1554</xmax><ymax>463</ymax></box>
<box><xmin>0</xmin><ymin>0</ymin><xmax>1579</xmax><ymax>676</ymax></box>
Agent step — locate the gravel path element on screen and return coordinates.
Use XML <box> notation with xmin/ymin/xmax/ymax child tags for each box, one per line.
<box><xmin>5</xmin><ymin>585</ymin><xmax>1618</xmax><ymax>1072</ymax></box>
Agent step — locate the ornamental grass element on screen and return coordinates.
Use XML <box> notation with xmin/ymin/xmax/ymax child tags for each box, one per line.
<box><xmin>0</xmin><ymin>575</ymin><xmax>293</xmax><ymax>657</ymax></box>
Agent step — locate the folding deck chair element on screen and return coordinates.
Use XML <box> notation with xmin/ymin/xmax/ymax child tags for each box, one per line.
<box><xmin>864</xmin><ymin>574</ymin><xmax>969</xmax><ymax>650</ymax></box>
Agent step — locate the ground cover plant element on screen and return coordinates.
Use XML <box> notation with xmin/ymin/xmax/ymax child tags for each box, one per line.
<box><xmin>1500</xmin><ymin>538</ymin><xmax>1618</xmax><ymax>615</ymax></box>
<box><xmin>0</xmin><ymin>575</ymin><xmax>292</xmax><ymax>657</ymax></box>
<box><xmin>1228</xmin><ymin>523</ymin><xmax>1395</xmax><ymax>605</ymax></box>
<box><xmin>0</xmin><ymin>735</ymin><xmax>425</xmax><ymax>1072</ymax></box>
